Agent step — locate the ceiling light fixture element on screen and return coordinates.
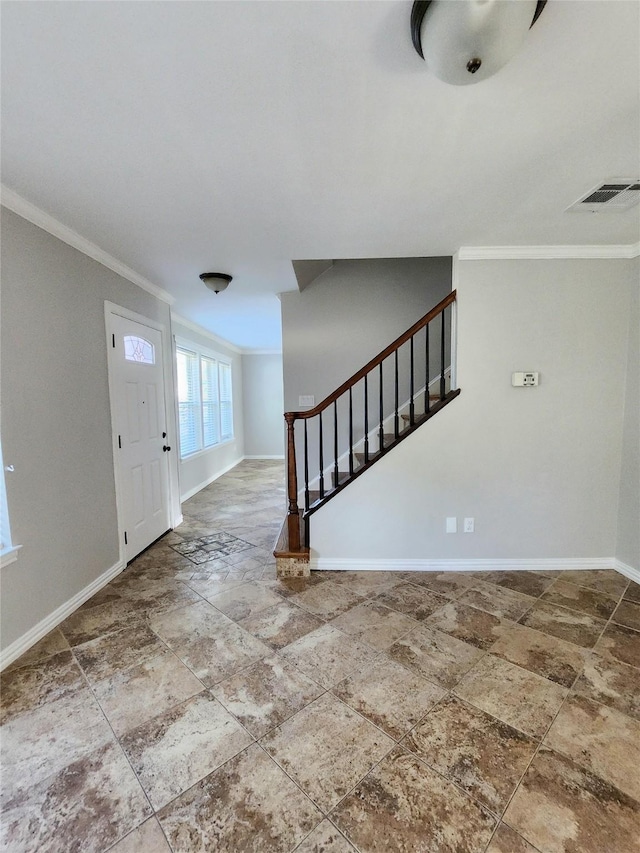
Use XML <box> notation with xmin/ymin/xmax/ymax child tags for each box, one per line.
<box><xmin>199</xmin><ymin>272</ymin><xmax>233</xmax><ymax>294</ymax></box>
<box><xmin>411</xmin><ymin>0</ymin><xmax>547</xmax><ymax>85</ymax></box>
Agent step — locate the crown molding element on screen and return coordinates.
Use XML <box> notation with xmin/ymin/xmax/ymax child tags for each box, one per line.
<box><xmin>242</xmin><ymin>349</ymin><xmax>283</xmax><ymax>356</ymax></box>
<box><xmin>170</xmin><ymin>312</ymin><xmax>242</xmax><ymax>354</ymax></box>
<box><xmin>1</xmin><ymin>185</ymin><xmax>175</xmax><ymax>305</ymax></box>
<box><xmin>458</xmin><ymin>243</ymin><xmax>640</xmax><ymax>260</ymax></box>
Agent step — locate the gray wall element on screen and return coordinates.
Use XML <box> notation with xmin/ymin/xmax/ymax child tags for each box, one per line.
<box><xmin>1</xmin><ymin>208</ymin><xmax>173</xmax><ymax>650</ymax></box>
<box><xmin>312</xmin><ymin>258</ymin><xmax>636</xmax><ymax>562</ymax></box>
<box><xmin>242</xmin><ymin>354</ymin><xmax>284</xmax><ymax>458</ymax></box>
<box><xmin>172</xmin><ymin>320</ymin><xmax>245</xmax><ymax>501</ymax></box>
<box><xmin>281</xmin><ymin>258</ymin><xmax>452</xmax><ymax>410</ymax></box>
<box><xmin>616</xmin><ymin>279</ymin><xmax>640</xmax><ymax>569</ymax></box>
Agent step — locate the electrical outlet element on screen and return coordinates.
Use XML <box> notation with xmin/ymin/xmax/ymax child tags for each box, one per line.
<box><xmin>512</xmin><ymin>372</ymin><xmax>539</xmax><ymax>387</ymax></box>
<box><xmin>446</xmin><ymin>517</ymin><xmax>457</xmax><ymax>533</ymax></box>
<box><xmin>464</xmin><ymin>517</ymin><xmax>475</xmax><ymax>533</ymax></box>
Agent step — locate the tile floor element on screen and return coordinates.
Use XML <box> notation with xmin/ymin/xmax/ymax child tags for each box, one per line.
<box><xmin>2</xmin><ymin>460</ymin><xmax>640</xmax><ymax>852</ymax></box>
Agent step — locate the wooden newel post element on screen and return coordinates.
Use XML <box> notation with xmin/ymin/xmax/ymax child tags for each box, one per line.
<box><xmin>285</xmin><ymin>413</ymin><xmax>300</xmax><ymax>551</ymax></box>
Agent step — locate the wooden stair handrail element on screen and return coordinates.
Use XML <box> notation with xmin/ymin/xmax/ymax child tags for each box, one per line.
<box><xmin>284</xmin><ymin>290</ymin><xmax>456</xmax><ymax>421</ymax></box>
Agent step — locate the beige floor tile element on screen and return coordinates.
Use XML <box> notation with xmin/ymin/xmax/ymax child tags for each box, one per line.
<box><xmin>408</xmin><ymin>572</ymin><xmax>475</xmax><ymax>598</ymax></box>
<box><xmin>540</xmin><ymin>580</ymin><xmax>618</xmax><ymax>620</ymax></box>
<box><xmin>211</xmin><ymin>654</ymin><xmax>323</xmax><ymax>737</ymax></box>
<box><xmin>1</xmin><ymin>740</ymin><xmax>151</xmax><ymax>853</ymax></box>
<box><xmin>594</xmin><ymin>622</ymin><xmax>640</xmax><ymax>668</ymax></box>
<box><xmin>624</xmin><ymin>580</ymin><xmax>640</xmax><ymax>603</ymax></box>
<box><xmin>239</xmin><ymin>599</ymin><xmax>324</xmax><ymax>650</ymax></box>
<box><xmin>92</xmin><ymin>648</ymin><xmax>204</xmax><ymax>736</ymax></box>
<box><xmin>545</xmin><ymin>694</ymin><xmax>640</xmax><ymax>801</ymax></box>
<box><xmin>454</xmin><ymin>654</ymin><xmax>567</xmax><ymax>739</ymax></box>
<box><xmin>402</xmin><ymin>695</ymin><xmax>537</xmax><ymax>814</ymax></box>
<box><xmin>73</xmin><ymin>623</ymin><xmax>167</xmax><ymax>685</ymax></box>
<box><xmin>4</xmin><ymin>628</ymin><xmax>69</xmax><ymax>669</ymax></box>
<box><xmin>482</xmin><ymin>571</ymin><xmax>555</xmax><ymax>597</ymax></box>
<box><xmin>290</xmin><ymin>580</ymin><xmax>364</xmax><ymax>620</ymax></box>
<box><xmin>329</xmin><ymin>600</ymin><xmax>419</xmax><ymax>650</ymax></box>
<box><xmin>612</xmin><ymin>599</ymin><xmax>640</xmax><ymax>631</ymax></box>
<box><xmin>120</xmin><ymin>692</ymin><xmax>253</xmax><ymax>810</ymax></box>
<box><xmin>206</xmin><ymin>580</ymin><xmax>284</xmax><ymax>621</ymax></box>
<box><xmin>374</xmin><ymin>582</ymin><xmax>449</xmax><ymax>620</ymax></box>
<box><xmin>387</xmin><ymin>623</ymin><xmax>484</xmax><ymax>688</ymax></box>
<box><xmin>490</xmin><ymin>621</ymin><xmax>587</xmax><ymax>687</ymax></box>
<box><xmin>295</xmin><ymin>820</ymin><xmax>357</xmax><ymax>852</ymax></box>
<box><xmin>332</xmin><ymin>656</ymin><xmax>445</xmax><ymax>740</ymax></box>
<box><xmin>519</xmin><ymin>601</ymin><xmax>607</xmax><ymax>648</ymax></box>
<box><xmin>58</xmin><ymin>599</ymin><xmax>141</xmax><ymax>646</ymax></box>
<box><xmin>108</xmin><ymin>818</ymin><xmax>171</xmax><ymax>853</ymax></box>
<box><xmin>331</xmin><ymin>746</ymin><xmax>496</xmax><ymax>852</ymax></box>
<box><xmin>158</xmin><ymin>743</ymin><xmax>322</xmax><ymax>852</ymax></box>
<box><xmin>328</xmin><ymin>570</ymin><xmax>400</xmax><ymax>597</ymax></box>
<box><xmin>262</xmin><ymin>692</ymin><xmax>394</xmax><ymax>812</ymax></box>
<box><xmin>279</xmin><ymin>624</ymin><xmax>377</xmax><ymax>689</ymax></box>
<box><xmin>425</xmin><ymin>601</ymin><xmax>504</xmax><ymax>650</ymax></box>
<box><xmin>185</xmin><ymin>574</ymin><xmax>247</xmax><ymax>598</ymax></box>
<box><xmin>259</xmin><ymin>574</ymin><xmax>328</xmax><ymax>599</ymax></box>
<box><xmin>0</xmin><ymin>649</ymin><xmax>86</xmax><ymax>723</ymax></box>
<box><xmin>560</xmin><ymin>569</ymin><xmax>629</xmax><ymax>599</ymax></box>
<box><xmin>458</xmin><ymin>580</ymin><xmax>537</xmax><ymax>621</ymax></box>
<box><xmin>573</xmin><ymin>651</ymin><xmax>640</xmax><ymax>720</ymax></box>
<box><xmin>504</xmin><ymin>747</ymin><xmax>640</xmax><ymax>853</ymax></box>
<box><xmin>1</xmin><ymin>688</ymin><xmax>115</xmax><ymax>803</ymax></box>
<box><xmin>486</xmin><ymin>823</ymin><xmax>542</xmax><ymax>853</ymax></box>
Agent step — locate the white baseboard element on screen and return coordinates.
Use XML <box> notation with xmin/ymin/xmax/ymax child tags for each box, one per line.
<box><xmin>243</xmin><ymin>455</ymin><xmax>285</xmax><ymax>460</ymax></box>
<box><xmin>180</xmin><ymin>457</ymin><xmax>243</xmax><ymax>502</ymax></box>
<box><xmin>310</xmin><ymin>557</ymin><xmax>617</xmax><ymax>573</ymax></box>
<box><xmin>614</xmin><ymin>559</ymin><xmax>640</xmax><ymax>585</ymax></box>
<box><xmin>0</xmin><ymin>558</ymin><xmax>125</xmax><ymax>672</ymax></box>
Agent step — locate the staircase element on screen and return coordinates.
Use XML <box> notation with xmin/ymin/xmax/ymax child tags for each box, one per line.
<box><xmin>274</xmin><ymin>290</ymin><xmax>460</xmax><ymax>573</ymax></box>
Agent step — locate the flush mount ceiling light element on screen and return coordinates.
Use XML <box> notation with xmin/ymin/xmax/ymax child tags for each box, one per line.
<box><xmin>411</xmin><ymin>0</ymin><xmax>547</xmax><ymax>85</ymax></box>
<box><xmin>199</xmin><ymin>272</ymin><xmax>233</xmax><ymax>294</ymax></box>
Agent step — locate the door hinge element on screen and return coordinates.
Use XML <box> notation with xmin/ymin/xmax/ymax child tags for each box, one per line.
<box><xmin>124</xmin><ymin>531</ymin><xmax>128</xmax><ymax>545</ymax></box>
<box><xmin>112</xmin><ymin>333</ymin><xmax>116</xmax><ymax>348</ymax></box>
<box><xmin>118</xmin><ymin>435</ymin><xmax>122</xmax><ymax>449</ymax></box>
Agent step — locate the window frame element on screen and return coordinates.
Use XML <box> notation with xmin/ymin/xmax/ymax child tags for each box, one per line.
<box><xmin>0</xmin><ymin>440</ymin><xmax>21</xmax><ymax>568</ymax></box>
<box><xmin>174</xmin><ymin>337</ymin><xmax>234</xmax><ymax>459</ymax></box>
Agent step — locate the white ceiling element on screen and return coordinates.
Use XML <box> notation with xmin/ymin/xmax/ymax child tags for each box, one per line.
<box><xmin>2</xmin><ymin>1</ymin><xmax>639</xmax><ymax>350</ymax></box>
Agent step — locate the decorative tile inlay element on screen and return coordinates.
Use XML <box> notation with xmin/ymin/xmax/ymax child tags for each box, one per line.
<box><xmin>332</xmin><ymin>656</ymin><xmax>445</xmax><ymax>740</ymax></box>
<box><xmin>331</xmin><ymin>746</ymin><xmax>496</xmax><ymax>853</ymax></box>
<box><xmin>594</xmin><ymin>622</ymin><xmax>640</xmax><ymax>668</ymax></box>
<box><xmin>402</xmin><ymin>695</ymin><xmax>537</xmax><ymax>813</ymax></box>
<box><xmin>457</xmin><ymin>580</ymin><xmax>537</xmax><ymax>621</ymax></box>
<box><xmin>157</xmin><ymin>742</ymin><xmax>322</xmax><ymax>852</ymax></box>
<box><xmin>171</xmin><ymin>532</ymin><xmax>254</xmax><ymax>564</ymax></box>
<box><xmin>454</xmin><ymin>654</ymin><xmax>567</xmax><ymax>739</ymax></box>
<box><xmin>329</xmin><ymin>600</ymin><xmax>419</xmax><ymax>650</ymax></box>
<box><xmin>211</xmin><ymin>655</ymin><xmax>323</xmax><ymax>737</ymax></box>
<box><xmin>387</xmin><ymin>624</ymin><xmax>484</xmax><ymax>688</ymax></box>
<box><xmin>519</xmin><ymin>601</ymin><xmax>607</xmax><ymax>649</ymax></box>
<box><xmin>0</xmin><ymin>740</ymin><xmax>151</xmax><ymax>853</ymax></box>
<box><xmin>92</xmin><ymin>648</ymin><xmax>204</xmax><ymax>737</ymax></box>
<box><xmin>490</xmin><ymin>621</ymin><xmax>587</xmax><ymax>687</ymax></box>
<box><xmin>504</xmin><ymin>747</ymin><xmax>640</xmax><ymax>853</ymax></box>
<box><xmin>279</xmin><ymin>624</ymin><xmax>377</xmax><ymax>689</ymax></box>
<box><xmin>261</xmin><ymin>692</ymin><xmax>394</xmax><ymax>811</ymax></box>
<box><xmin>545</xmin><ymin>694</ymin><xmax>640</xmax><ymax>802</ymax></box>
<box><xmin>540</xmin><ymin>579</ymin><xmax>618</xmax><ymax>620</ymax></box>
<box><xmin>573</xmin><ymin>651</ymin><xmax>640</xmax><ymax>720</ymax></box>
<box><xmin>425</xmin><ymin>601</ymin><xmax>504</xmax><ymax>650</ymax></box>
<box><xmin>120</xmin><ymin>692</ymin><xmax>253</xmax><ymax>810</ymax></box>
<box><xmin>239</xmin><ymin>599</ymin><xmax>324</xmax><ymax>650</ymax></box>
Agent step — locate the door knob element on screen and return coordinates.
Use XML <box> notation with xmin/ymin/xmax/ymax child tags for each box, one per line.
<box><xmin>163</xmin><ymin>445</ymin><xmax>171</xmax><ymax>452</ymax></box>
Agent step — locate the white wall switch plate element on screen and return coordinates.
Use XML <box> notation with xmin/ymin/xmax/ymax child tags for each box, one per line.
<box><xmin>298</xmin><ymin>395</ymin><xmax>315</xmax><ymax>407</ymax></box>
<box><xmin>464</xmin><ymin>517</ymin><xmax>475</xmax><ymax>533</ymax></box>
<box><xmin>446</xmin><ymin>517</ymin><xmax>457</xmax><ymax>533</ymax></box>
<box><xmin>512</xmin><ymin>372</ymin><xmax>539</xmax><ymax>387</ymax></box>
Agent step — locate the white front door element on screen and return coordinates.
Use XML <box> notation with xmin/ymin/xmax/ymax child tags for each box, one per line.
<box><xmin>108</xmin><ymin>313</ymin><xmax>171</xmax><ymax>561</ymax></box>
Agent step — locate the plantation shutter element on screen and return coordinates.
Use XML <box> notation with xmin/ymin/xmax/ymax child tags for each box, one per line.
<box><xmin>201</xmin><ymin>355</ymin><xmax>220</xmax><ymax>447</ymax></box>
<box><xmin>176</xmin><ymin>347</ymin><xmax>201</xmax><ymax>455</ymax></box>
<box><xmin>219</xmin><ymin>362</ymin><xmax>233</xmax><ymax>441</ymax></box>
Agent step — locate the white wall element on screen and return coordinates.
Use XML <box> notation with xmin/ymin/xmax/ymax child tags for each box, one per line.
<box><xmin>172</xmin><ymin>320</ymin><xmax>245</xmax><ymax>502</ymax></box>
<box><xmin>616</xmin><ymin>279</ymin><xmax>640</xmax><ymax>570</ymax></box>
<box><xmin>0</xmin><ymin>209</ymin><xmax>175</xmax><ymax>652</ymax></box>
<box><xmin>311</xmin><ymin>258</ymin><xmax>636</xmax><ymax>563</ymax></box>
<box><xmin>242</xmin><ymin>354</ymin><xmax>284</xmax><ymax>458</ymax></box>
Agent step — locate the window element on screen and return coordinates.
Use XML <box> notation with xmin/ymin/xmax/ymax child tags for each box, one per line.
<box><xmin>0</xmin><ymin>440</ymin><xmax>20</xmax><ymax>568</ymax></box>
<box><xmin>175</xmin><ymin>340</ymin><xmax>234</xmax><ymax>458</ymax></box>
<box><xmin>124</xmin><ymin>334</ymin><xmax>155</xmax><ymax>364</ymax></box>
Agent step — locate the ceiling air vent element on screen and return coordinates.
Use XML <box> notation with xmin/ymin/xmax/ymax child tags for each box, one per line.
<box><xmin>567</xmin><ymin>180</ymin><xmax>640</xmax><ymax>213</ymax></box>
